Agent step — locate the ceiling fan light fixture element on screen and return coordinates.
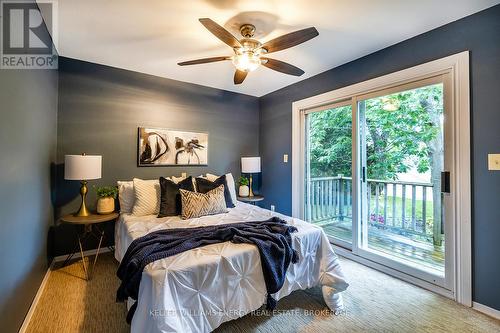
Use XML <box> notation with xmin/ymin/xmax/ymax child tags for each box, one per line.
<box><xmin>232</xmin><ymin>51</ymin><xmax>260</xmax><ymax>72</ymax></box>
<box><xmin>179</xmin><ymin>18</ymin><xmax>319</xmax><ymax>84</ymax></box>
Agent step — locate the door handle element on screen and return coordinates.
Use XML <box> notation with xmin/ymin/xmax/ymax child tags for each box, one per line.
<box><xmin>441</xmin><ymin>171</ymin><xmax>450</xmax><ymax>193</ymax></box>
<box><xmin>362</xmin><ymin>166</ymin><xmax>366</xmax><ymax>183</ymax></box>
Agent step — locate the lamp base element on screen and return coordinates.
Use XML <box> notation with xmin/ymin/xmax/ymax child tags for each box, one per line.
<box><xmin>249</xmin><ymin>174</ymin><xmax>254</xmax><ymax>197</ymax></box>
<box><xmin>74</xmin><ymin>181</ymin><xmax>90</xmax><ymax>217</ymax></box>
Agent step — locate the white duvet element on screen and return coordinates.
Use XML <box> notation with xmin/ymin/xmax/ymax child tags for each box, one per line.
<box><xmin>115</xmin><ymin>202</ymin><xmax>348</xmax><ymax>333</ymax></box>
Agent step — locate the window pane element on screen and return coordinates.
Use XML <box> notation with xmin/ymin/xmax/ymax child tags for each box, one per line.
<box><xmin>305</xmin><ymin>104</ymin><xmax>353</xmax><ymax>245</ymax></box>
<box><xmin>359</xmin><ymin>83</ymin><xmax>445</xmax><ymax>275</ymax></box>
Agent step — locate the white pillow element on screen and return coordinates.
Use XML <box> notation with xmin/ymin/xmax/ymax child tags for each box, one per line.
<box><xmin>117</xmin><ymin>181</ymin><xmax>134</xmax><ymax>214</ymax></box>
<box><xmin>206</xmin><ymin>173</ymin><xmax>237</xmax><ymax>205</ymax></box>
<box><xmin>117</xmin><ymin>179</ymin><xmax>160</xmax><ymax>214</ymax></box>
<box><xmin>170</xmin><ymin>175</ymin><xmax>185</xmax><ymax>183</ymax></box>
<box><xmin>171</xmin><ymin>175</ymin><xmax>198</xmax><ymax>192</ymax></box>
<box><xmin>131</xmin><ymin>178</ymin><xmax>160</xmax><ymax>216</ymax></box>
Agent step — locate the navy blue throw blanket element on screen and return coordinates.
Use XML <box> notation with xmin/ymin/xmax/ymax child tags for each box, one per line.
<box><xmin>116</xmin><ymin>217</ymin><xmax>299</xmax><ymax>323</ymax></box>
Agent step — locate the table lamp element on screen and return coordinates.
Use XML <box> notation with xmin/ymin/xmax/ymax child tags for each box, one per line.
<box><xmin>241</xmin><ymin>157</ymin><xmax>261</xmax><ymax>197</ymax></box>
<box><xmin>64</xmin><ymin>153</ymin><xmax>102</xmax><ymax>217</ymax></box>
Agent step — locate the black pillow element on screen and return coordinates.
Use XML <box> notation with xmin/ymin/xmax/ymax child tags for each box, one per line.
<box><xmin>158</xmin><ymin>176</ymin><xmax>195</xmax><ymax>217</ymax></box>
<box><xmin>196</xmin><ymin>175</ymin><xmax>235</xmax><ymax>208</ymax></box>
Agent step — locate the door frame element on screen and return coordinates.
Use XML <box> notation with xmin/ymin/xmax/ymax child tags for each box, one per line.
<box><xmin>291</xmin><ymin>51</ymin><xmax>471</xmax><ymax>306</ymax></box>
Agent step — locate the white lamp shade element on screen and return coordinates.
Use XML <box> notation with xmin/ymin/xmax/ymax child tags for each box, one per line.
<box><xmin>241</xmin><ymin>157</ymin><xmax>261</xmax><ymax>173</ymax></box>
<box><xmin>64</xmin><ymin>155</ymin><xmax>102</xmax><ymax>180</ymax></box>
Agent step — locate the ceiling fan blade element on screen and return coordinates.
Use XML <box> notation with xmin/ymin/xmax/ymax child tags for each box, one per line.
<box><xmin>262</xmin><ymin>27</ymin><xmax>319</xmax><ymax>53</ymax></box>
<box><xmin>199</xmin><ymin>18</ymin><xmax>241</xmax><ymax>49</ymax></box>
<box><xmin>177</xmin><ymin>56</ymin><xmax>230</xmax><ymax>66</ymax></box>
<box><xmin>261</xmin><ymin>58</ymin><xmax>305</xmax><ymax>76</ymax></box>
<box><xmin>234</xmin><ymin>70</ymin><xmax>248</xmax><ymax>84</ymax></box>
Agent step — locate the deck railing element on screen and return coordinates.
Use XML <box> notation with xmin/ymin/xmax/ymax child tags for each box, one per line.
<box><xmin>306</xmin><ymin>175</ymin><xmax>435</xmax><ymax>240</ymax></box>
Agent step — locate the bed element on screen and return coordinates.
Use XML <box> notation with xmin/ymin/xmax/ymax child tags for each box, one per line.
<box><xmin>115</xmin><ymin>201</ymin><xmax>348</xmax><ymax>333</ymax></box>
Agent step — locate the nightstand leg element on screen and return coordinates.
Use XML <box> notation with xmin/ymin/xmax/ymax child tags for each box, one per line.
<box><xmin>62</xmin><ymin>242</ymin><xmax>79</xmax><ymax>267</ymax></box>
<box><xmin>78</xmin><ymin>234</ymin><xmax>89</xmax><ymax>280</ymax></box>
<box><xmin>88</xmin><ymin>228</ymin><xmax>105</xmax><ymax>280</ymax></box>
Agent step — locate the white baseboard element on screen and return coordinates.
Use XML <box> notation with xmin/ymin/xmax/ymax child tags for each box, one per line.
<box><xmin>52</xmin><ymin>247</ymin><xmax>113</xmax><ymax>263</ymax></box>
<box><xmin>18</xmin><ymin>261</ymin><xmax>54</xmax><ymax>333</ymax></box>
<box><xmin>473</xmin><ymin>302</ymin><xmax>500</xmax><ymax>320</ymax></box>
<box><xmin>19</xmin><ymin>247</ymin><xmax>114</xmax><ymax>332</ymax></box>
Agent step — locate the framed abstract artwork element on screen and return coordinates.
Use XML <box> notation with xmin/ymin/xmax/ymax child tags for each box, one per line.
<box><xmin>137</xmin><ymin>127</ymin><xmax>208</xmax><ymax>166</ymax></box>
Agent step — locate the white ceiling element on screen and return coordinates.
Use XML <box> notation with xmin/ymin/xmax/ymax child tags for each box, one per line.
<box><xmin>47</xmin><ymin>0</ymin><xmax>499</xmax><ymax>97</ymax></box>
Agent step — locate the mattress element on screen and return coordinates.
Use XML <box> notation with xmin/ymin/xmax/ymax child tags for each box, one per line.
<box><xmin>115</xmin><ymin>201</ymin><xmax>348</xmax><ymax>333</ymax></box>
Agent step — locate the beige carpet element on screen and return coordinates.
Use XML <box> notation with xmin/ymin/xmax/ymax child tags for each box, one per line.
<box><xmin>26</xmin><ymin>253</ymin><xmax>500</xmax><ymax>333</ymax></box>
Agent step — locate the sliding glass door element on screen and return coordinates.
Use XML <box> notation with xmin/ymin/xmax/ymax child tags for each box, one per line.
<box><xmin>304</xmin><ymin>102</ymin><xmax>353</xmax><ymax>248</ymax></box>
<box><xmin>302</xmin><ymin>74</ymin><xmax>453</xmax><ymax>289</ymax></box>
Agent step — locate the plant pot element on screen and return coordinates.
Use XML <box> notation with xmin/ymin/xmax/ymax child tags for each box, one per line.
<box><xmin>239</xmin><ymin>185</ymin><xmax>249</xmax><ymax>197</ymax></box>
<box><xmin>97</xmin><ymin>197</ymin><xmax>115</xmax><ymax>215</ymax></box>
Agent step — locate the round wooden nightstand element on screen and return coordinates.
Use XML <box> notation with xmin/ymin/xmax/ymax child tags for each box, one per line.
<box><xmin>59</xmin><ymin>212</ymin><xmax>119</xmax><ymax>280</ymax></box>
<box><xmin>237</xmin><ymin>195</ymin><xmax>264</xmax><ymax>205</ymax></box>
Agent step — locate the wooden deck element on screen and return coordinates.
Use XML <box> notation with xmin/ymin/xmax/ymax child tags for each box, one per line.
<box><xmin>319</xmin><ymin>221</ymin><xmax>445</xmax><ymax>274</ymax></box>
<box><xmin>307</xmin><ymin>176</ymin><xmax>443</xmax><ymax>248</ymax></box>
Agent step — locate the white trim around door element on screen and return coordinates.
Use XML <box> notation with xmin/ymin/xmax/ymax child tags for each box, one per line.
<box><xmin>291</xmin><ymin>51</ymin><xmax>471</xmax><ymax>306</ymax></box>
<box><xmin>473</xmin><ymin>302</ymin><xmax>500</xmax><ymax>321</ymax></box>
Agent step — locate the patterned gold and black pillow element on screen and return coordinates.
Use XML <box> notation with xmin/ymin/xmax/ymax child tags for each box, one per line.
<box><xmin>180</xmin><ymin>185</ymin><xmax>227</xmax><ymax>219</ymax></box>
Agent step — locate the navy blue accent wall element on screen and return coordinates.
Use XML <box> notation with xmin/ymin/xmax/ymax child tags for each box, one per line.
<box><xmin>0</xmin><ymin>69</ymin><xmax>58</xmax><ymax>333</ymax></box>
<box><xmin>54</xmin><ymin>57</ymin><xmax>259</xmax><ymax>255</ymax></box>
<box><xmin>259</xmin><ymin>5</ymin><xmax>500</xmax><ymax>310</ymax></box>
<box><xmin>0</xmin><ymin>3</ymin><xmax>58</xmax><ymax>331</ymax></box>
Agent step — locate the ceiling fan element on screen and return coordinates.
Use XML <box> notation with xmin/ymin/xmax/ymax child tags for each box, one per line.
<box><xmin>178</xmin><ymin>18</ymin><xmax>319</xmax><ymax>84</ymax></box>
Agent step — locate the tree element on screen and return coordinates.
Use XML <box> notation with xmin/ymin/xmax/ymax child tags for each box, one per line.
<box><xmin>308</xmin><ymin>105</ymin><xmax>352</xmax><ymax>177</ymax></box>
<box><xmin>308</xmin><ymin>84</ymin><xmax>443</xmax><ymax>182</ymax></box>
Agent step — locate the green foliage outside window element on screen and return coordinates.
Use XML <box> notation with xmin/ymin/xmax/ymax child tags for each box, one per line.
<box><xmin>308</xmin><ymin>84</ymin><xmax>443</xmax><ymax>180</ymax></box>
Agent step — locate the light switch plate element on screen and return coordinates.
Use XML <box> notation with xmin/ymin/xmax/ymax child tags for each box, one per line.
<box><xmin>488</xmin><ymin>154</ymin><xmax>500</xmax><ymax>170</ymax></box>
<box><xmin>283</xmin><ymin>154</ymin><xmax>288</xmax><ymax>163</ymax></box>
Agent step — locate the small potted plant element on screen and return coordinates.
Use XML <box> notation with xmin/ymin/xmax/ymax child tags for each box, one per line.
<box><xmin>94</xmin><ymin>186</ymin><xmax>118</xmax><ymax>214</ymax></box>
<box><xmin>239</xmin><ymin>176</ymin><xmax>250</xmax><ymax>197</ymax></box>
